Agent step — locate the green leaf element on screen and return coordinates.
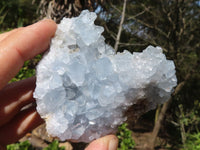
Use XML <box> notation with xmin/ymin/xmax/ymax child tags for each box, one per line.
<box><xmin>43</xmin><ymin>140</ymin><xmax>65</xmax><ymax>150</ymax></box>
<box><xmin>117</xmin><ymin>123</ymin><xmax>135</xmax><ymax>150</ymax></box>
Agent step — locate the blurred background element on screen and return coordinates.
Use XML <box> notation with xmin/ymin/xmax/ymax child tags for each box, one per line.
<box><xmin>0</xmin><ymin>0</ymin><xmax>200</xmax><ymax>149</ymax></box>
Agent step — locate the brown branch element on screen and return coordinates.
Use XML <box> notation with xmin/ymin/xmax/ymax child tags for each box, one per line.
<box><xmin>46</xmin><ymin>1</ymin><xmax>54</xmax><ymax>19</ymax></box>
<box><xmin>179</xmin><ymin>105</ymin><xmax>186</xmax><ymax>147</ymax></box>
<box><xmin>149</xmin><ymin>73</ymin><xmax>190</xmax><ymax>149</ymax></box>
<box><xmin>110</xmin><ymin>3</ymin><xmax>121</xmax><ymax>14</ymax></box>
<box><xmin>32</xmin><ymin>0</ymin><xmax>36</xmax><ymax>4</ymax></box>
<box><xmin>160</xmin><ymin>0</ymin><xmax>167</xmax><ymax>14</ymax></box>
<box><xmin>128</xmin><ymin>16</ymin><xmax>168</xmax><ymax>39</ymax></box>
<box><xmin>131</xmin><ymin>9</ymin><xmax>146</xmax><ymax>18</ymax></box>
<box><xmin>131</xmin><ymin>30</ymin><xmax>169</xmax><ymax>53</ymax></box>
<box><xmin>141</xmin><ymin>4</ymin><xmax>161</xmax><ymax>20</ymax></box>
<box><xmin>103</xmin><ymin>24</ymin><xmax>116</xmax><ymax>40</ymax></box>
<box><xmin>114</xmin><ymin>0</ymin><xmax>127</xmax><ymax>52</ymax></box>
<box><xmin>119</xmin><ymin>42</ymin><xmax>147</xmax><ymax>47</ymax></box>
<box><xmin>131</xmin><ymin>32</ymin><xmax>159</xmax><ymax>50</ymax></box>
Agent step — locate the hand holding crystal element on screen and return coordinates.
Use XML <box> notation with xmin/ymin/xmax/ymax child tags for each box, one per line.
<box><xmin>0</xmin><ymin>20</ymin><xmax>118</xmax><ymax>150</ymax></box>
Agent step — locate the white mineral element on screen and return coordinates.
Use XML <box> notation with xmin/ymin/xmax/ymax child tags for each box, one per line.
<box><xmin>33</xmin><ymin>10</ymin><xmax>177</xmax><ymax>142</ymax></box>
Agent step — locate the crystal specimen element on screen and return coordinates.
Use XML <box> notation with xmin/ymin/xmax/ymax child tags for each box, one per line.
<box><xmin>33</xmin><ymin>10</ymin><xmax>177</xmax><ymax>143</ymax></box>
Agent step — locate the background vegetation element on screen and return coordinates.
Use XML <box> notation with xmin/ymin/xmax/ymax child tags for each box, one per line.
<box><xmin>0</xmin><ymin>0</ymin><xmax>200</xmax><ymax>149</ymax></box>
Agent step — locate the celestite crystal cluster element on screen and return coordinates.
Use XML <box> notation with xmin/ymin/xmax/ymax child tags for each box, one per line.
<box><xmin>33</xmin><ymin>10</ymin><xmax>177</xmax><ymax>142</ymax></box>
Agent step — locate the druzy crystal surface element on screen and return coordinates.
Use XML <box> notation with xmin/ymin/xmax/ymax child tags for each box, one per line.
<box><xmin>33</xmin><ymin>10</ymin><xmax>177</xmax><ymax>142</ymax></box>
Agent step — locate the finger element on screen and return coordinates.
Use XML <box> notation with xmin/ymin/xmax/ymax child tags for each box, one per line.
<box><xmin>0</xmin><ymin>28</ymin><xmax>22</xmax><ymax>42</ymax></box>
<box><xmin>0</xmin><ymin>77</ymin><xmax>36</xmax><ymax>126</ymax></box>
<box><xmin>0</xmin><ymin>107</ymin><xmax>43</xmax><ymax>146</ymax></box>
<box><xmin>0</xmin><ymin>19</ymin><xmax>57</xmax><ymax>89</ymax></box>
<box><xmin>85</xmin><ymin>135</ymin><xmax>118</xmax><ymax>150</ymax></box>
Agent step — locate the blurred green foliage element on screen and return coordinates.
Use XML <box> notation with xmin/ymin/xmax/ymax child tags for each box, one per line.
<box><xmin>177</xmin><ymin>99</ymin><xmax>200</xmax><ymax>149</ymax></box>
<box><xmin>10</xmin><ymin>55</ymin><xmax>42</xmax><ymax>82</ymax></box>
<box><xmin>43</xmin><ymin>140</ymin><xmax>65</xmax><ymax>150</ymax></box>
<box><xmin>0</xmin><ymin>0</ymin><xmax>42</xmax><ymax>82</ymax></box>
<box><xmin>117</xmin><ymin>123</ymin><xmax>135</xmax><ymax>150</ymax></box>
<box><xmin>183</xmin><ymin>132</ymin><xmax>200</xmax><ymax>150</ymax></box>
<box><xmin>7</xmin><ymin>140</ymin><xmax>65</xmax><ymax>150</ymax></box>
<box><xmin>10</xmin><ymin>60</ymin><xmax>36</xmax><ymax>82</ymax></box>
<box><xmin>0</xmin><ymin>0</ymin><xmax>40</xmax><ymax>31</ymax></box>
<box><xmin>7</xmin><ymin>141</ymin><xmax>34</xmax><ymax>150</ymax></box>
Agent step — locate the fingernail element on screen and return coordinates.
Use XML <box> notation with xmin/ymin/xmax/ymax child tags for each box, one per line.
<box><xmin>108</xmin><ymin>137</ymin><xmax>118</xmax><ymax>150</ymax></box>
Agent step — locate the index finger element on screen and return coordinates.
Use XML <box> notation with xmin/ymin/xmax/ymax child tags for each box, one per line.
<box><xmin>0</xmin><ymin>19</ymin><xmax>57</xmax><ymax>89</ymax></box>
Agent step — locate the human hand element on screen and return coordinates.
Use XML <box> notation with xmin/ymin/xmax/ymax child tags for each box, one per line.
<box><xmin>0</xmin><ymin>20</ymin><xmax>118</xmax><ymax>149</ymax></box>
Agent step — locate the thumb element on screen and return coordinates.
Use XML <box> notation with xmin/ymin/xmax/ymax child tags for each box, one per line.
<box><xmin>85</xmin><ymin>135</ymin><xmax>118</xmax><ymax>150</ymax></box>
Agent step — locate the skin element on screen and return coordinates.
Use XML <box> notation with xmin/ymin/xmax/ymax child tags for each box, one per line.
<box><xmin>0</xmin><ymin>20</ymin><xmax>118</xmax><ymax>149</ymax></box>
